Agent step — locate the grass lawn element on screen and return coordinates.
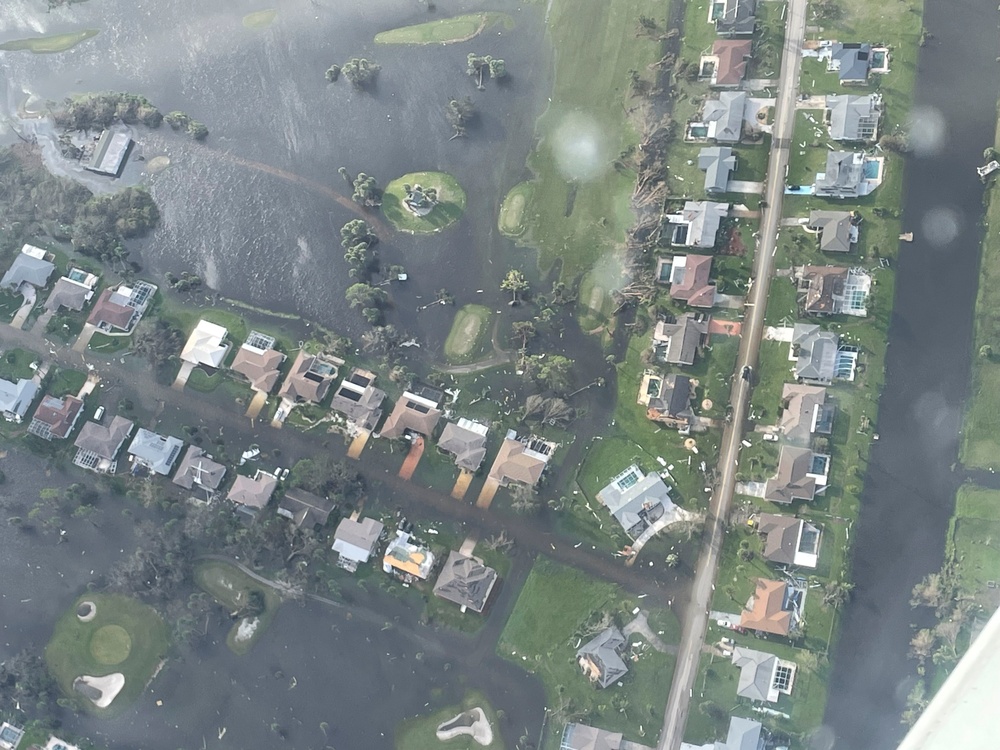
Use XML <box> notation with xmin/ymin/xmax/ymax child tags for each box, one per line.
<box><xmin>0</xmin><ymin>29</ymin><xmax>99</xmax><ymax>53</ymax></box>
<box><xmin>0</xmin><ymin>347</ymin><xmax>36</xmax><ymax>381</ymax></box>
<box><xmin>444</xmin><ymin>304</ymin><xmax>493</xmax><ymax>363</ymax></box>
<box><xmin>498</xmin><ymin>181</ymin><xmax>534</xmax><ymax>238</ymax></box>
<box><xmin>382</xmin><ymin>172</ymin><xmax>467</xmax><ymax>234</ymax></box>
<box><xmin>748</xmin><ymin>340</ymin><xmax>792</xmax><ymax>423</ymax></box>
<box><xmin>44</xmin><ymin>593</ymin><xmax>168</xmax><ymax>716</ymax></box>
<box><xmin>242</xmin><ymin>9</ymin><xmax>277</xmax><ymax>29</ymax></box>
<box><xmin>498</xmin><ymin>557</ymin><xmax>679</xmax><ymax>750</ymax></box>
<box><xmin>375</xmin><ymin>12</ymin><xmax>513</xmax><ymax>45</ymax></box>
<box><xmin>395</xmin><ymin>690</ymin><xmax>504</xmax><ymax>750</ymax></box>
<box><xmin>949</xmin><ymin>486</ymin><xmax>1000</xmax><ymax>605</ymax></box>
<box><xmin>0</xmin><ymin>290</ymin><xmax>22</xmax><ymax>320</ymax></box>
<box><xmin>48</xmin><ymin>367</ymin><xmax>86</xmax><ymax>398</ymax></box>
<box><xmin>576</xmin><ymin>259</ymin><xmax>620</xmax><ymax>336</ymax></box>
<box><xmin>88</xmin><ymin>332</ymin><xmax>131</xmax><ymax>353</ymax></box>
<box><xmin>194</xmin><ymin>560</ymin><xmax>281</xmax><ymax>655</ymax></box>
<box><xmin>507</xmin><ymin>0</ymin><xmax>667</xmax><ymax>281</ymax></box>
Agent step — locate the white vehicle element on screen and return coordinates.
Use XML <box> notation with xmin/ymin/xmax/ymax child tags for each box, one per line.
<box><xmin>93</xmin><ymin>406</ymin><xmax>105</xmax><ymax>422</ymax></box>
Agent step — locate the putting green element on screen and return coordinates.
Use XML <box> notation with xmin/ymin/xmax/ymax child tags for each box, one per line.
<box><xmin>374</xmin><ymin>12</ymin><xmax>512</xmax><ymax>45</ymax></box>
<box><xmin>243</xmin><ymin>9</ymin><xmax>277</xmax><ymax>29</ymax></box>
<box><xmin>498</xmin><ymin>182</ymin><xmax>534</xmax><ymax>238</ymax></box>
<box><xmin>90</xmin><ymin>625</ymin><xmax>132</xmax><ymax>665</ymax></box>
<box><xmin>0</xmin><ymin>29</ymin><xmax>99</xmax><ymax>54</ymax></box>
<box><xmin>382</xmin><ymin>172</ymin><xmax>467</xmax><ymax>235</ymax></box>
<box><xmin>444</xmin><ymin>305</ymin><xmax>493</xmax><ymax>363</ymax></box>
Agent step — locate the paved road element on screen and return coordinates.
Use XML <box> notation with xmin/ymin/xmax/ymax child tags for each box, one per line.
<box><xmin>656</xmin><ymin>1</ymin><xmax>808</xmax><ymax>748</ymax></box>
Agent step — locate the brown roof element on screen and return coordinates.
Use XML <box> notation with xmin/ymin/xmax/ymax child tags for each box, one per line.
<box><xmin>712</xmin><ymin>39</ymin><xmax>753</xmax><ymax>86</ymax></box>
<box><xmin>30</xmin><ymin>394</ymin><xmax>84</xmax><ymax>439</ymax></box>
<box><xmin>740</xmin><ymin>578</ymin><xmax>792</xmax><ymax>635</ymax></box>
<box><xmin>764</xmin><ymin>445</ymin><xmax>818</xmax><ymax>503</ymax></box>
<box><xmin>757</xmin><ymin>514</ymin><xmax>803</xmax><ymax>565</ymax></box>
<box><xmin>487</xmin><ymin>438</ymin><xmax>547</xmax><ymax>486</ymax></box>
<box><xmin>669</xmin><ymin>254</ymin><xmax>716</xmax><ymax>308</ymax></box>
<box><xmin>87</xmin><ymin>288</ymin><xmax>134</xmax><ymax>330</ymax></box>
<box><xmin>278</xmin><ymin>351</ymin><xmax>335</xmax><ymax>403</ymax></box>
<box><xmin>73</xmin><ymin>416</ymin><xmax>133</xmax><ymax>459</ymax></box>
<box><xmin>231</xmin><ymin>345</ymin><xmax>285</xmax><ymax>393</ymax></box>
<box><xmin>279</xmin><ymin>487</ymin><xmax>335</xmax><ymax>529</ymax></box>
<box><xmin>380</xmin><ymin>395</ymin><xmax>442</xmax><ymax>439</ymax></box>
<box><xmin>800</xmin><ymin>266</ymin><xmax>848</xmax><ymax>314</ymax></box>
<box><xmin>227</xmin><ymin>473</ymin><xmax>278</xmax><ymax>509</ymax></box>
<box><xmin>172</xmin><ymin>445</ymin><xmax>227</xmax><ymax>491</ymax></box>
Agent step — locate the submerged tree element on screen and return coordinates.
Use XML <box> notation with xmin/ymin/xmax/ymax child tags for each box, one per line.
<box><xmin>345</xmin><ymin>282</ymin><xmax>388</xmax><ymax>311</ymax></box>
<box><xmin>340</xmin><ymin>219</ymin><xmax>379</xmax><ymax>279</ymax></box>
<box><xmin>351</xmin><ymin>172</ymin><xmax>382</xmax><ymax>207</ymax></box>
<box><xmin>467</xmin><ymin>54</ymin><xmax>507</xmax><ymax>89</ymax></box>
<box><xmin>342</xmin><ymin>58</ymin><xmax>381</xmax><ymax>89</ymax></box>
<box><xmin>501</xmin><ymin>269</ymin><xmax>529</xmax><ymax>305</ymax></box>
<box><xmin>325</xmin><ymin>64</ymin><xmax>341</xmax><ymax>82</ymax></box>
<box><xmin>445</xmin><ymin>97</ymin><xmax>476</xmax><ymax>139</ymax></box>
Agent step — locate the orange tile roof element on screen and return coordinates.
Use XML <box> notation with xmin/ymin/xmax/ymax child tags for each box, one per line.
<box><xmin>740</xmin><ymin>578</ymin><xmax>792</xmax><ymax>636</ymax></box>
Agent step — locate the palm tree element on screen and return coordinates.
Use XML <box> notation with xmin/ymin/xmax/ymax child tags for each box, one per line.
<box><xmin>823</xmin><ymin>579</ymin><xmax>854</xmax><ymax>609</ymax></box>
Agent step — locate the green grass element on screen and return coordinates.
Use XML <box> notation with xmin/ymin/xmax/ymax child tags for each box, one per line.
<box><xmin>498</xmin><ymin>181</ymin><xmax>534</xmax><ymax>238</ymax></box>
<box><xmin>44</xmin><ymin>593</ymin><xmax>168</xmax><ymax>716</ymax></box>
<box><xmin>382</xmin><ymin>172</ymin><xmax>467</xmax><ymax>234</ymax></box>
<box><xmin>0</xmin><ymin>290</ymin><xmax>22</xmax><ymax>320</ymax></box>
<box><xmin>395</xmin><ymin>690</ymin><xmax>504</xmax><ymax>750</ymax></box>
<box><xmin>509</xmin><ymin>0</ymin><xmax>667</xmax><ymax>281</ymax></box>
<box><xmin>88</xmin><ymin>331</ymin><xmax>131</xmax><ymax>353</ymax></box>
<box><xmin>0</xmin><ymin>29</ymin><xmax>99</xmax><ymax>54</ymax></box>
<box><xmin>748</xmin><ymin>340</ymin><xmax>792</xmax><ymax>422</ymax></box>
<box><xmin>576</xmin><ymin>260</ymin><xmax>620</xmax><ymax>335</ymax></box>
<box><xmin>48</xmin><ymin>367</ymin><xmax>86</xmax><ymax>398</ymax></box>
<box><xmin>0</xmin><ymin>347</ymin><xmax>36</xmax><ymax>381</ymax></box>
<box><xmin>444</xmin><ymin>304</ymin><xmax>493</xmax><ymax>363</ymax></box>
<box><xmin>242</xmin><ymin>9</ymin><xmax>277</xmax><ymax>29</ymax></box>
<box><xmin>954</xmin><ymin>485</ymin><xmax>1000</xmax><ymax>521</ymax></box>
<box><xmin>948</xmin><ymin>486</ymin><xmax>1000</xmax><ymax>605</ymax></box>
<box><xmin>194</xmin><ymin>561</ymin><xmax>281</xmax><ymax>655</ymax></box>
<box><xmin>498</xmin><ymin>557</ymin><xmax>679</xmax><ymax>749</ymax></box>
<box><xmin>375</xmin><ymin>12</ymin><xmax>513</xmax><ymax>45</ymax></box>
<box><xmin>787</xmin><ymin>111</ymin><xmax>833</xmax><ymax>187</ymax></box>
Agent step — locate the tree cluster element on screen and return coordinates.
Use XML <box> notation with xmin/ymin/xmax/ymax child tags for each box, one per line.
<box><xmin>71</xmin><ymin>186</ymin><xmax>160</xmax><ymax>263</ymax></box>
<box><xmin>340</xmin><ymin>58</ymin><xmax>381</xmax><ymax>89</ymax></box>
<box><xmin>164</xmin><ymin>111</ymin><xmax>210</xmax><ymax>141</ymax></box>
<box><xmin>340</xmin><ymin>219</ymin><xmax>379</xmax><ymax>280</ymax></box>
<box><xmin>467</xmin><ymin>54</ymin><xmax>507</xmax><ymax>89</ymax></box>
<box><xmin>53</xmin><ymin>92</ymin><xmax>163</xmax><ymax>131</ymax></box>
<box><xmin>445</xmin><ymin>97</ymin><xmax>476</xmax><ymax>139</ymax></box>
<box><xmin>345</xmin><ymin>282</ymin><xmax>389</xmax><ymax>325</ymax></box>
<box><xmin>288</xmin><ymin>456</ymin><xmax>364</xmax><ymax>501</ymax></box>
<box><xmin>133</xmin><ymin>318</ymin><xmax>184</xmax><ymax>380</ymax></box>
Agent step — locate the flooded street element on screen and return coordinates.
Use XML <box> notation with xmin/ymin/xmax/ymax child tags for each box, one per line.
<box><xmin>823</xmin><ymin>0</ymin><xmax>1000</xmax><ymax>746</ymax></box>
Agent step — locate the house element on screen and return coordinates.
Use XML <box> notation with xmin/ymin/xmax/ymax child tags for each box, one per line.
<box><xmin>757</xmin><ymin>513</ymin><xmax>822</xmax><ymax>568</ymax></box>
<box><xmin>127</xmin><ymin>428</ymin><xmax>184</xmax><ymax>476</ymax></box>
<box><xmin>332</xmin><ymin>516</ymin><xmax>384</xmax><ymax>571</ymax></box>
<box><xmin>86</xmin><ymin>281</ymin><xmax>157</xmax><ymax>333</ymax></box>
<box><xmin>703</xmin><ymin>91</ymin><xmax>747</xmax><ymax>143</ymax></box>
<box><xmin>73</xmin><ymin>416</ymin><xmax>133</xmax><ymax>473</ymax></box>
<box><xmin>278</xmin><ymin>487</ymin><xmax>335</xmax><ymax>530</ymax></box>
<box><xmin>85</xmin><ymin>129</ymin><xmax>133</xmax><ymax>177</ymax></box>
<box><xmin>0</xmin><ymin>378</ymin><xmax>39</xmax><ymax>423</ymax></box>
<box><xmin>381</xmin><ymin>388</ymin><xmax>443</xmax><ymax>439</ymax></box>
<box><xmin>230</xmin><ymin>331</ymin><xmax>285</xmax><ymax>393</ymax></box>
<box><xmin>0</xmin><ymin>244</ymin><xmax>55</xmax><ymax>293</ymax></box>
<box><xmin>796</xmin><ymin>265</ymin><xmax>869</xmax><ymax>316</ymax></box>
<box><xmin>646</xmin><ymin>373</ymin><xmax>696</xmax><ymax>429</ymax></box>
<box><xmin>577</xmin><ymin>627</ymin><xmax>629</xmax><ymax>688</ymax></box>
<box><xmin>486</xmin><ymin>431</ymin><xmax>554</xmax><ymax>488</ymax></box>
<box><xmin>668</xmin><ymin>254</ymin><xmax>716</xmax><ymax>308</ymax></box>
<box><xmin>41</xmin><ymin>737</ymin><xmax>81</xmax><ymax>750</ymax></box>
<box><xmin>732</xmin><ymin>646</ymin><xmax>797</xmax><ymax>703</ymax></box>
<box><xmin>28</xmin><ymin>394</ymin><xmax>84</xmax><ymax>440</ymax></box>
<box><xmin>180</xmin><ymin>320</ymin><xmax>229</xmax><ymax>369</ymax></box>
<box><xmin>278</xmin><ymin>350</ymin><xmax>342</xmax><ymax>403</ymax></box>
<box><xmin>828</xmin><ymin>42</ymin><xmax>872</xmax><ymax>84</ymax></box>
<box><xmin>330</xmin><ymin>367</ymin><xmax>386</xmax><ymax>430</ymax></box>
<box><xmin>814</xmin><ymin>150</ymin><xmax>867</xmax><ymax>199</ymax></box>
<box><xmin>764</xmin><ymin>445</ymin><xmax>830</xmax><ymax>503</ymax></box>
<box><xmin>807</xmin><ymin>210</ymin><xmax>858</xmax><ymax>253</ymax></box>
<box><xmin>597</xmin><ymin>464</ymin><xmax>677</xmax><ymax>538</ymax></box>
<box><xmin>778</xmin><ymin>383</ymin><xmax>833</xmax><ymax>445</ymax></box>
<box><xmin>0</xmin><ymin>722</ymin><xmax>24</xmax><ymax>750</ymax></box>
<box><xmin>653</xmin><ymin>313</ymin><xmax>711</xmax><ymax>366</ymax></box>
<box><xmin>172</xmin><ymin>445</ymin><xmax>227</xmax><ymax>492</ymax></box>
<box><xmin>437</xmin><ymin>418</ymin><xmax>490</xmax><ymax>472</ymax></box>
<box><xmin>701</xmin><ymin>39</ymin><xmax>752</xmax><ymax>87</ymax></box>
<box><xmin>698</xmin><ymin>146</ymin><xmax>738</xmax><ymax>195</ymax></box>
<box><xmin>791</xmin><ymin>323</ymin><xmax>839</xmax><ymax>384</ymax></box>
<box><xmin>715</xmin><ymin>0</ymin><xmax>757</xmax><ymax>36</ymax></box>
<box><xmin>227</xmin><ymin>471</ymin><xmax>278</xmax><ymax>514</ymax></box>
<box><xmin>382</xmin><ymin>530</ymin><xmax>435</xmax><ymax>580</ymax></box>
<box><xmin>560</xmin><ymin>723</ymin><xmax>625</xmax><ymax>750</ymax></box>
<box><xmin>826</xmin><ymin>94</ymin><xmax>881</xmax><ymax>141</ymax></box>
<box><xmin>680</xmin><ymin>716</ymin><xmax>765</xmax><ymax>750</ymax></box>
<box><xmin>740</xmin><ymin>578</ymin><xmax>795</xmax><ymax>636</ymax></box>
<box><xmin>667</xmin><ymin>201</ymin><xmax>729</xmax><ymax>248</ymax></box>
<box><xmin>45</xmin><ymin>270</ymin><xmax>98</xmax><ymax>312</ymax></box>
<box><xmin>433</xmin><ymin>550</ymin><xmax>498</xmax><ymax>613</ymax></box>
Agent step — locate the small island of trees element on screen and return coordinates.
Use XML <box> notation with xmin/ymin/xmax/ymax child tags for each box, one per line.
<box><xmin>327</xmin><ymin>58</ymin><xmax>381</xmax><ymax>90</ymax></box>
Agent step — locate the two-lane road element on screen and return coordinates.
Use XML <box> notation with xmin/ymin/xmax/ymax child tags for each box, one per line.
<box><xmin>657</xmin><ymin>1</ymin><xmax>809</xmax><ymax>747</ymax></box>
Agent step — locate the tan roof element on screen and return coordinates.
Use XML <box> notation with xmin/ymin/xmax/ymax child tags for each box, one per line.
<box><xmin>172</xmin><ymin>445</ymin><xmax>227</xmax><ymax>491</ymax></box>
<box><xmin>740</xmin><ymin>578</ymin><xmax>792</xmax><ymax>635</ymax></box>
<box><xmin>712</xmin><ymin>39</ymin><xmax>752</xmax><ymax>86</ymax></box>
<box><xmin>227</xmin><ymin>473</ymin><xmax>278</xmax><ymax>509</ymax></box>
<box><xmin>669</xmin><ymin>254</ymin><xmax>715</xmax><ymax>308</ymax></box>
<box><xmin>231</xmin><ymin>345</ymin><xmax>285</xmax><ymax>393</ymax></box>
<box><xmin>778</xmin><ymin>383</ymin><xmax>827</xmax><ymax>445</ymax></box>
<box><xmin>380</xmin><ymin>394</ymin><xmax>442</xmax><ymax>438</ymax></box>
<box><xmin>487</xmin><ymin>438</ymin><xmax>547</xmax><ymax>486</ymax></box>
<box><xmin>278</xmin><ymin>351</ymin><xmax>336</xmax><ymax>403</ymax></box>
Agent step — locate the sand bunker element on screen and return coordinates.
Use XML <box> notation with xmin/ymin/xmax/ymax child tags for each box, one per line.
<box><xmin>436</xmin><ymin>707</ymin><xmax>493</xmax><ymax>746</ymax></box>
<box><xmin>76</xmin><ymin>601</ymin><xmax>96</xmax><ymax>622</ymax></box>
<box><xmin>73</xmin><ymin>673</ymin><xmax>125</xmax><ymax>708</ymax></box>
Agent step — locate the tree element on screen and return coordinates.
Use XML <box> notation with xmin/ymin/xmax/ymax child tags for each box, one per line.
<box><xmin>351</xmin><ymin>172</ymin><xmax>382</xmax><ymax>207</ymax></box>
<box><xmin>665</xmin><ymin>552</ymin><xmax>679</xmax><ymax>568</ymax></box>
<box><xmin>823</xmin><ymin>579</ymin><xmax>854</xmax><ymax>609</ymax></box>
<box><xmin>466</xmin><ymin>54</ymin><xmax>505</xmax><ymax>89</ymax></box>
<box><xmin>501</xmin><ymin>269</ymin><xmax>529</xmax><ymax>305</ymax></box>
<box><xmin>341</xmin><ymin>219</ymin><xmax>378</xmax><ymax>278</ymax></box>
<box><xmin>510</xmin><ymin>483</ymin><xmax>541</xmax><ymax>514</ymax></box>
<box><xmin>325</xmin><ymin>64</ymin><xmax>341</xmax><ymax>82</ymax></box>
<box><xmin>523</xmin><ymin>354</ymin><xmax>574</xmax><ymax>393</ymax></box>
<box><xmin>187</xmin><ymin>120</ymin><xmax>209</xmax><ymax>140</ymax></box>
<box><xmin>361</xmin><ymin>324</ymin><xmax>403</xmax><ymax>356</ymax></box>
<box><xmin>289</xmin><ymin>456</ymin><xmax>364</xmax><ymax>500</ymax></box>
<box><xmin>980</xmin><ymin>344</ymin><xmax>993</xmax><ymax>359</ymax></box>
<box><xmin>133</xmin><ymin>318</ymin><xmax>183</xmax><ymax>377</ymax></box>
<box><xmin>488</xmin><ymin>57</ymin><xmax>507</xmax><ymax>79</ymax></box>
<box><xmin>342</xmin><ymin>58</ymin><xmax>381</xmax><ymax>89</ymax></box>
<box><xmin>340</xmin><ymin>218</ymin><xmax>377</xmax><ymax>248</ymax></box>
<box><xmin>737</xmin><ymin>539</ymin><xmax>754</xmax><ymax>562</ymax></box>
<box><xmin>445</xmin><ymin>97</ymin><xmax>476</xmax><ymax>139</ymax></box>
<box><xmin>345</xmin><ymin>282</ymin><xmax>387</xmax><ymax>310</ymax></box>
<box><xmin>0</xmin><ymin>650</ymin><xmax>59</xmax><ymax>713</ymax></box>
<box><xmin>511</xmin><ymin>320</ymin><xmax>536</xmax><ymax>352</ymax></box>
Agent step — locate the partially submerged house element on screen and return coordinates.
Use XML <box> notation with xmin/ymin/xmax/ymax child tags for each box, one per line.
<box><xmin>814</xmin><ymin>150</ymin><xmax>871</xmax><ymax>199</ymax></box>
<box><xmin>597</xmin><ymin>464</ymin><xmax>677</xmax><ymax>538</ymax></box>
<box><xmin>653</xmin><ymin>314</ymin><xmax>711</xmax><ymax>366</ymax></box>
<box><xmin>731</xmin><ymin>646</ymin><xmax>797</xmax><ymax>703</ymax></box>
<box><xmin>278</xmin><ymin>487</ymin><xmax>335</xmax><ymax>530</ymax></box>
<box><xmin>764</xmin><ymin>445</ymin><xmax>829</xmax><ymax>503</ymax></box>
<box><xmin>86</xmin><ymin>281</ymin><xmax>156</xmax><ymax>333</ymax></box>
<box><xmin>382</xmin><ymin>530</ymin><xmax>435</xmax><ymax>581</ymax></box>
<box><xmin>172</xmin><ymin>445</ymin><xmax>227</xmax><ymax>493</ymax></box>
<box><xmin>330</xmin><ymin>367</ymin><xmax>386</xmax><ymax>431</ymax></box>
<box><xmin>703</xmin><ymin>91</ymin><xmax>747</xmax><ymax>143</ymax></box>
<box><xmin>433</xmin><ymin>550</ymin><xmax>498</xmax><ymax>613</ymax></box>
<box><xmin>73</xmin><ymin>416</ymin><xmax>133</xmax><ymax>473</ymax></box>
<box><xmin>85</xmin><ymin>129</ymin><xmax>133</xmax><ymax>177</ymax></box>
<box><xmin>826</xmin><ymin>42</ymin><xmax>872</xmax><ymax>85</ymax></box>
<box><xmin>778</xmin><ymin>383</ymin><xmax>833</xmax><ymax>445</ymax></box>
<box><xmin>826</xmin><ymin>94</ymin><xmax>881</xmax><ymax>142</ymax></box>
<box><xmin>667</xmin><ymin>201</ymin><xmax>729</xmax><ymax>248</ymax></box>
<box><xmin>807</xmin><ymin>210</ymin><xmax>858</xmax><ymax>253</ymax></box>
<box><xmin>0</xmin><ymin>722</ymin><xmax>24</xmax><ymax>750</ymax></box>
<box><xmin>757</xmin><ymin>513</ymin><xmax>821</xmax><ymax>568</ymax></box>
<box><xmin>126</xmin><ymin>427</ymin><xmax>183</xmax><ymax>476</ymax></box>
<box><xmin>739</xmin><ymin>578</ymin><xmax>795</xmax><ymax>636</ymax></box>
<box><xmin>0</xmin><ymin>378</ymin><xmax>39</xmax><ymax>423</ymax></box>
<box><xmin>714</xmin><ymin>0</ymin><xmax>757</xmax><ymax>36</ymax></box>
<box><xmin>645</xmin><ymin>373</ymin><xmax>696</xmax><ymax>429</ymax></box>
<box><xmin>381</xmin><ymin>388</ymin><xmax>444</xmax><ymax>439</ymax></box>
<box><xmin>791</xmin><ymin>323</ymin><xmax>840</xmax><ymax>384</ymax></box>
<box><xmin>332</xmin><ymin>516</ymin><xmax>384</xmax><ymax>571</ymax></box>
<box><xmin>45</xmin><ymin>270</ymin><xmax>98</xmax><ymax>313</ymax></box>
<box><xmin>698</xmin><ymin>146</ymin><xmax>738</xmax><ymax>195</ymax></box>
<box><xmin>278</xmin><ymin>350</ymin><xmax>341</xmax><ymax>404</ymax></box>
<box><xmin>230</xmin><ymin>331</ymin><xmax>285</xmax><ymax>393</ymax></box>
<box><xmin>667</xmin><ymin>254</ymin><xmax>716</xmax><ymax>308</ymax></box>
<box><xmin>0</xmin><ymin>244</ymin><xmax>55</xmax><ymax>294</ymax></box>
<box><xmin>180</xmin><ymin>320</ymin><xmax>229</xmax><ymax>369</ymax></box>
<box><xmin>577</xmin><ymin>627</ymin><xmax>629</xmax><ymax>689</ymax></box>
<box><xmin>700</xmin><ymin>39</ymin><xmax>752</xmax><ymax>87</ymax></box>
<box><xmin>28</xmin><ymin>394</ymin><xmax>84</xmax><ymax>440</ymax></box>
<box><xmin>486</xmin><ymin>431</ymin><xmax>554</xmax><ymax>488</ymax></box>
<box><xmin>437</xmin><ymin>418</ymin><xmax>490</xmax><ymax>472</ymax></box>
<box><xmin>681</xmin><ymin>716</ymin><xmax>765</xmax><ymax>750</ymax></box>
<box><xmin>227</xmin><ymin>471</ymin><xmax>278</xmax><ymax>515</ymax></box>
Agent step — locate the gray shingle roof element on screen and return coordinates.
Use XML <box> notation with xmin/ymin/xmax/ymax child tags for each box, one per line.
<box><xmin>576</xmin><ymin>627</ymin><xmax>629</xmax><ymax>688</ymax></box>
<box><xmin>597</xmin><ymin>468</ymin><xmax>675</xmax><ymax>538</ymax></box>
<box><xmin>654</xmin><ymin>314</ymin><xmax>710</xmax><ymax>365</ymax></box>
<box><xmin>433</xmin><ymin>550</ymin><xmax>498</xmax><ymax>613</ymax></box>
<box><xmin>792</xmin><ymin>323</ymin><xmax>839</xmax><ymax>383</ymax></box>
<box><xmin>332</xmin><ymin>516</ymin><xmax>384</xmax><ymax>563</ymax></box>
<box><xmin>45</xmin><ymin>277</ymin><xmax>92</xmax><ymax>312</ymax></box>
<box><xmin>279</xmin><ymin>487</ymin><xmax>335</xmax><ymax>529</ymax></box>
<box><xmin>831</xmin><ymin>43</ymin><xmax>872</xmax><ymax>83</ymax></box>
<box><xmin>127</xmin><ymin>428</ymin><xmax>184</xmax><ymax>475</ymax></box>
<box><xmin>172</xmin><ymin>445</ymin><xmax>227</xmax><ymax>490</ymax></box>
<box><xmin>0</xmin><ymin>378</ymin><xmax>39</xmax><ymax>421</ymax></box>
<box><xmin>703</xmin><ymin>91</ymin><xmax>747</xmax><ymax>143</ymax></box>
<box><xmin>808</xmin><ymin>210</ymin><xmax>855</xmax><ymax>253</ymax></box>
<box><xmin>647</xmin><ymin>373</ymin><xmax>696</xmax><ymax>426</ymax></box>
<box><xmin>815</xmin><ymin>151</ymin><xmax>865</xmax><ymax>198</ymax></box>
<box><xmin>732</xmin><ymin>646</ymin><xmax>777</xmax><ymax>702</ymax></box>
<box><xmin>561</xmin><ymin>724</ymin><xmax>624</xmax><ymax>750</ymax></box>
<box><xmin>827</xmin><ymin>94</ymin><xmax>881</xmax><ymax>141</ymax></box>
<box><xmin>764</xmin><ymin>446</ymin><xmax>817</xmax><ymax>503</ymax></box>
<box><xmin>1</xmin><ymin>253</ymin><xmax>55</xmax><ymax>291</ymax></box>
<box><xmin>715</xmin><ymin>0</ymin><xmax>757</xmax><ymax>35</ymax></box>
<box><xmin>437</xmin><ymin>421</ymin><xmax>489</xmax><ymax>472</ymax></box>
<box><xmin>74</xmin><ymin>416</ymin><xmax>133</xmax><ymax>459</ymax></box>
<box><xmin>779</xmin><ymin>383</ymin><xmax>828</xmax><ymax>445</ymax></box>
<box><xmin>699</xmin><ymin>146</ymin><xmax>737</xmax><ymax>194</ymax></box>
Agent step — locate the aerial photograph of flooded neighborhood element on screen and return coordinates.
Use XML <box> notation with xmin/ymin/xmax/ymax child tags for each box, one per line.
<box><xmin>0</xmin><ymin>0</ymin><xmax>997</xmax><ymax>748</ymax></box>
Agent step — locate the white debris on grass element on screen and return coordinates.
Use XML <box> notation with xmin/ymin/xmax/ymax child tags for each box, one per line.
<box><xmin>235</xmin><ymin>617</ymin><xmax>259</xmax><ymax>643</ymax></box>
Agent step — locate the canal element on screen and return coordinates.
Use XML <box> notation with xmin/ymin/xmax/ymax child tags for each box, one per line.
<box><xmin>823</xmin><ymin>0</ymin><xmax>1000</xmax><ymax>747</ymax></box>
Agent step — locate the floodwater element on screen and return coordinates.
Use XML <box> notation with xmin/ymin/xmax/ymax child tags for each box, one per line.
<box><xmin>822</xmin><ymin>1</ymin><xmax>1000</xmax><ymax>747</ymax></box>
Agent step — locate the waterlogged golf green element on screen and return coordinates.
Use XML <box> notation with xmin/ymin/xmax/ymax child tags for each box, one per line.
<box><xmin>0</xmin><ymin>29</ymin><xmax>99</xmax><ymax>54</ymax></box>
<box><xmin>242</xmin><ymin>9</ymin><xmax>277</xmax><ymax>30</ymax></box>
